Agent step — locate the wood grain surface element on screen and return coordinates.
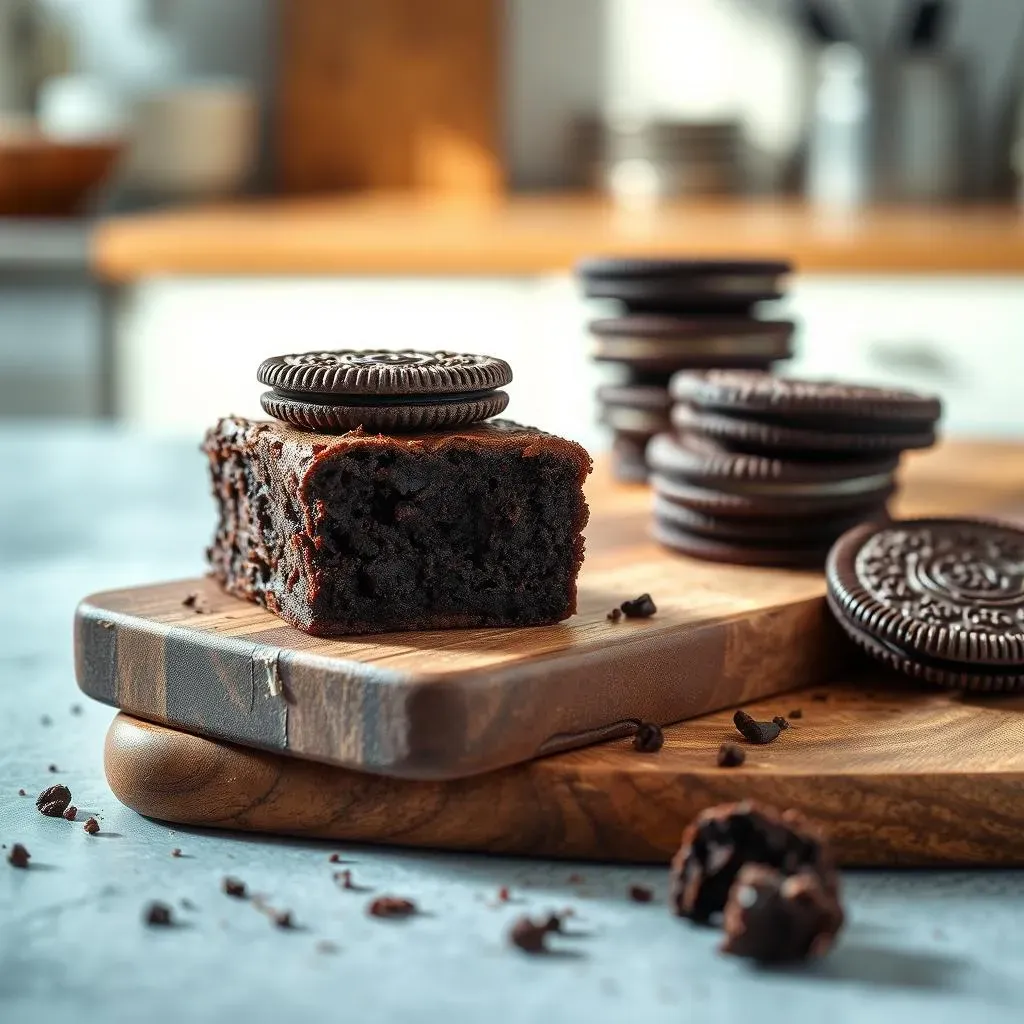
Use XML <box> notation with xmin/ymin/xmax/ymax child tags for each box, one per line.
<box><xmin>75</xmin><ymin>462</ymin><xmax>842</xmax><ymax>780</ymax></box>
<box><xmin>91</xmin><ymin>196</ymin><xmax>1024</xmax><ymax>282</ymax></box>
<box><xmin>277</xmin><ymin>0</ymin><xmax>501</xmax><ymax>195</ymax></box>
<box><xmin>105</xmin><ymin>674</ymin><xmax>1024</xmax><ymax>866</ymax></box>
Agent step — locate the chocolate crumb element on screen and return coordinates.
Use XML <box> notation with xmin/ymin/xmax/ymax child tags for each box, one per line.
<box><xmin>47</xmin><ymin>764</ymin><xmax>58</xmax><ymax>773</ymax></box>
<box><xmin>273</xmin><ymin>910</ymin><xmax>294</xmax><ymax>929</ymax></box>
<box><xmin>182</xmin><ymin>591</ymin><xmax>209</xmax><ymax>613</ymax></box>
<box><xmin>36</xmin><ymin>784</ymin><xmax>72</xmax><ymax>817</ymax></box>
<box><xmin>334</xmin><ymin>870</ymin><xmax>355</xmax><ymax>890</ymax></box>
<box><xmin>63</xmin><ymin>805</ymin><xmax>77</xmax><ymax>821</ymax></box>
<box><xmin>498</xmin><ymin>886</ymin><xmax>510</xmax><ymax>903</ymax></box>
<box><xmin>328</xmin><ymin>852</ymin><xmax>345</xmax><ymax>864</ymax></box>
<box><xmin>772</xmin><ymin>715</ymin><xmax>791</xmax><ymax>731</ymax></box>
<box><xmin>171</xmin><ymin>848</ymin><xmax>182</xmax><ymax>858</ymax></box>
<box><xmin>509</xmin><ymin>915</ymin><xmax>555</xmax><ymax>953</ymax></box>
<box><xmin>788</xmin><ymin>709</ymin><xmax>803</xmax><ymax>719</ymax></box>
<box><xmin>606</xmin><ymin>607</ymin><xmax>623</xmax><ymax>623</ymax></box>
<box><xmin>733</xmin><ymin>710</ymin><xmax>782</xmax><ymax>745</ymax></box>
<box><xmin>40</xmin><ymin>715</ymin><xmax>52</xmax><ymax>727</ymax></box>
<box><xmin>812</xmin><ymin>693</ymin><xmax>828</xmax><ymax>702</ymax></box>
<box><xmin>542</xmin><ymin>911</ymin><xmax>567</xmax><ymax>933</ymax></box>
<box><xmin>717</xmin><ymin>742</ymin><xmax>746</xmax><ymax>768</ymax></box>
<box><xmin>7</xmin><ymin>843</ymin><xmax>30</xmax><ymax>869</ymax></box>
<box><xmin>633</xmin><ymin>721</ymin><xmax>665</xmax><ymax>753</ymax></box>
<box><xmin>144</xmin><ymin>902</ymin><xmax>173</xmax><ymax>927</ymax></box>
<box><xmin>222</xmin><ymin>877</ymin><xmax>247</xmax><ymax>898</ymax></box>
<box><xmin>83</xmin><ymin>817</ymin><xmax>100</xmax><ymax>834</ymax></box>
<box><xmin>18</xmin><ymin>789</ymin><xmax>26</xmax><ymax>797</ymax></box>
<box><xmin>621</xmin><ymin>593</ymin><xmax>657</xmax><ymax>618</ymax></box>
<box><xmin>629</xmin><ymin>885</ymin><xmax>654</xmax><ymax>903</ymax></box>
<box><xmin>70</xmin><ymin>704</ymin><xmax>82</xmax><ymax>716</ymax></box>
<box><xmin>367</xmin><ymin>896</ymin><xmax>417</xmax><ymax>919</ymax></box>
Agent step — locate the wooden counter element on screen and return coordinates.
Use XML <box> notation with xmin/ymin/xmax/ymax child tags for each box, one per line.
<box><xmin>91</xmin><ymin>195</ymin><xmax>1024</xmax><ymax>281</ymax></box>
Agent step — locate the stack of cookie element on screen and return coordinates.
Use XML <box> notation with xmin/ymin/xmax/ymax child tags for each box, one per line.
<box><xmin>577</xmin><ymin>257</ymin><xmax>796</xmax><ymax>482</ymax></box>
<box><xmin>649</xmin><ymin>370</ymin><xmax>942</xmax><ymax>567</ymax></box>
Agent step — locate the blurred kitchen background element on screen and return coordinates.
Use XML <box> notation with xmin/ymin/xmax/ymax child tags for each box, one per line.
<box><xmin>2</xmin><ymin>0</ymin><xmax>1024</xmax><ymax>450</ymax></box>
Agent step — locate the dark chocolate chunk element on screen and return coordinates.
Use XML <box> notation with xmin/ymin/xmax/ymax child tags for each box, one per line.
<box><xmin>670</xmin><ymin>801</ymin><xmax>838</xmax><ymax>924</ymax></box>
<box><xmin>629</xmin><ymin>885</ymin><xmax>654</xmax><ymax>903</ymax></box>
<box><xmin>83</xmin><ymin>817</ymin><xmax>100</xmax><ymax>834</ymax></box>
<box><xmin>772</xmin><ymin>715</ymin><xmax>791</xmax><ymax>730</ymax></box>
<box><xmin>717</xmin><ymin>742</ymin><xmax>746</xmax><ymax>768</ymax></box>
<box><xmin>144</xmin><ymin>902</ymin><xmax>173</xmax><ymax>927</ymax></box>
<box><xmin>367</xmin><ymin>896</ymin><xmax>417</xmax><ymax>919</ymax></box>
<box><xmin>62</xmin><ymin>805</ymin><xmax>77</xmax><ymax>821</ymax></box>
<box><xmin>36</xmin><ymin>784</ymin><xmax>72</xmax><ymax>817</ymax></box>
<box><xmin>621</xmin><ymin>593</ymin><xmax>657</xmax><ymax>618</ymax></box>
<box><xmin>222</xmin><ymin>877</ymin><xmax>247</xmax><ymax>898</ymax></box>
<box><xmin>721</xmin><ymin>864</ymin><xmax>844</xmax><ymax>963</ymax></box>
<box><xmin>633</xmin><ymin>721</ymin><xmax>665</xmax><ymax>753</ymax></box>
<box><xmin>7</xmin><ymin>843</ymin><xmax>30</xmax><ymax>868</ymax></box>
<box><xmin>733</xmin><ymin>711</ymin><xmax>781</xmax><ymax>745</ymax></box>
<box><xmin>509</xmin><ymin>915</ymin><xmax>557</xmax><ymax>953</ymax></box>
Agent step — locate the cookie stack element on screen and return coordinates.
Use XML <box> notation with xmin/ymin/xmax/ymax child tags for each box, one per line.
<box><xmin>649</xmin><ymin>370</ymin><xmax>942</xmax><ymax>567</ymax></box>
<box><xmin>577</xmin><ymin>257</ymin><xmax>796</xmax><ymax>482</ymax></box>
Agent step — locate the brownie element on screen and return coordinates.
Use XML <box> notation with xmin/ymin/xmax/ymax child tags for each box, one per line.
<box><xmin>203</xmin><ymin>417</ymin><xmax>592</xmax><ymax>636</ymax></box>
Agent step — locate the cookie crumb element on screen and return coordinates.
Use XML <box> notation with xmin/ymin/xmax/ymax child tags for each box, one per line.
<box><xmin>182</xmin><ymin>591</ymin><xmax>209</xmax><ymax>613</ymax></box>
<box><xmin>509</xmin><ymin>914</ymin><xmax>560</xmax><ymax>953</ymax></box>
<box><xmin>273</xmin><ymin>909</ymin><xmax>294</xmax><ymax>929</ymax></box>
<box><xmin>717</xmin><ymin>742</ymin><xmax>746</xmax><ymax>768</ymax></box>
<box><xmin>63</xmin><ymin>805</ymin><xmax>78</xmax><ymax>821</ymax></box>
<box><xmin>772</xmin><ymin>715</ymin><xmax>791</xmax><ymax>731</ymax></box>
<box><xmin>621</xmin><ymin>593</ymin><xmax>657</xmax><ymax>619</ymax></box>
<box><xmin>606</xmin><ymin>608</ymin><xmax>623</xmax><ymax>623</ymax></box>
<box><xmin>222</xmin><ymin>877</ymin><xmax>247</xmax><ymax>898</ymax></box>
<box><xmin>47</xmin><ymin>764</ymin><xmax>58</xmax><ymax>773</ymax></box>
<box><xmin>788</xmin><ymin>709</ymin><xmax>803</xmax><ymax>719</ymax></box>
<box><xmin>83</xmin><ymin>817</ymin><xmax>100</xmax><ymax>835</ymax></box>
<box><xmin>36</xmin><ymin>784</ymin><xmax>72</xmax><ymax>817</ymax></box>
<box><xmin>328</xmin><ymin>852</ymin><xmax>345</xmax><ymax>864</ymax></box>
<box><xmin>367</xmin><ymin>896</ymin><xmax>417</xmax><ymax>919</ymax></box>
<box><xmin>144</xmin><ymin>902</ymin><xmax>173</xmax><ymax>927</ymax></box>
<box><xmin>629</xmin><ymin>885</ymin><xmax>653</xmax><ymax>903</ymax></box>
<box><xmin>633</xmin><ymin>721</ymin><xmax>664</xmax><ymax>753</ymax></box>
<box><xmin>18</xmin><ymin>788</ymin><xmax>26</xmax><ymax>797</ymax></box>
<box><xmin>334</xmin><ymin>869</ymin><xmax>355</xmax><ymax>890</ymax></box>
<box><xmin>7</xmin><ymin>843</ymin><xmax>30</xmax><ymax>869</ymax></box>
<box><xmin>170</xmin><ymin>848</ymin><xmax>182</xmax><ymax>858</ymax></box>
<box><xmin>733</xmin><ymin>710</ymin><xmax>782</xmax><ymax>745</ymax></box>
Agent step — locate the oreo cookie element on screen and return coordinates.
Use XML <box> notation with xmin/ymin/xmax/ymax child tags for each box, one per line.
<box><xmin>826</xmin><ymin>518</ymin><xmax>1024</xmax><ymax>691</ymax></box>
<box><xmin>577</xmin><ymin>258</ymin><xmax>792</xmax><ymax>313</ymax></box>
<box><xmin>591</xmin><ymin>317</ymin><xmax>794</xmax><ymax>372</ymax></box>
<box><xmin>611</xmin><ymin>432</ymin><xmax>651</xmax><ymax>484</ymax></box>
<box><xmin>257</xmin><ymin>350</ymin><xmax>512</xmax><ymax>433</ymax></box>
<box><xmin>597</xmin><ymin>384</ymin><xmax>672</xmax><ymax>436</ymax></box>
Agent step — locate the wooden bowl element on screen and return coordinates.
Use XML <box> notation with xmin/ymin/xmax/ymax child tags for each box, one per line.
<box><xmin>0</xmin><ymin>129</ymin><xmax>123</xmax><ymax>217</ymax></box>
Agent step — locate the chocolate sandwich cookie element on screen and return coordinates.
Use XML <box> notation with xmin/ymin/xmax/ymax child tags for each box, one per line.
<box><xmin>258</xmin><ymin>349</ymin><xmax>512</xmax><ymax>433</ymax></box>
<box><xmin>596</xmin><ymin>383</ymin><xmax>672</xmax><ymax>436</ymax></box>
<box><xmin>671</xmin><ymin>370</ymin><xmax>942</xmax><ymax>432</ymax></box>
<box><xmin>827</xmin><ymin>518</ymin><xmax>1024</xmax><ymax>691</ymax></box>
<box><xmin>591</xmin><ymin>317</ymin><xmax>794</xmax><ymax>372</ymax></box>
<box><xmin>647</xmin><ymin>433</ymin><xmax>899</xmax><ymax>516</ymax></box>
<box><xmin>577</xmin><ymin>258</ymin><xmax>791</xmax><ymax>312</ymax></box>
<box><xmin>672</xmin><ymin>403</ymin><xmax>938</xmax><ymax>456</ymax></box>
<box><xmin>611</xmin><ymin>433</ymin><xmax>651</xmax><ymax>483</ymax></box>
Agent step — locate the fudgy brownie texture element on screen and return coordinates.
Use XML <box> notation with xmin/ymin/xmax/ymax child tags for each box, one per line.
<box><xmin>203</xmin><ymin>417</ymin><xmax>591</xmax><ymax>636</ymax></box>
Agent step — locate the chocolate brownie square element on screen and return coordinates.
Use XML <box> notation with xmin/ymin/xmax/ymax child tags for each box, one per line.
<box><xmin>203</xmin><ymin>418</ymin><xmax>591</xmax><ymax>636</ymax></box>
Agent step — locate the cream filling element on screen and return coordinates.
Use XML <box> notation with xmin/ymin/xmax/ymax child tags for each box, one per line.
<box><xmin>600</xmin><ymin>407</ymin><xmax>669</xmax><ymax>433</ymax></box>
<box><xmin>594</xmin><ymin>335</ymin><xmax>783</xmax><ymax>359</ymax></box>
<box><xmin>714</xmin><ymin>472</ymin><xmax>894</xmax><ymax>498</ymax></box>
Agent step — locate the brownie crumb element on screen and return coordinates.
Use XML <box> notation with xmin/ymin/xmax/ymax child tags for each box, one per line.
<box><xmin>70</xmin><ymin>704</ymin><xmax>82</xmax><ymax>716</ymax></box>
<box><xmin>606</xmin><ymin>607</ymin><xmax>623</xmax><ymax>623</ymax></box>
<box><xmin>509</xmin><ymin>915</ymin><xmax>559</xmax><ymax>954</ymax></box>
<box><xmin>367</xmin><ymin>896</ymin><xmax>417</xmax><ymax>919</ymax></box>
<box><xmin>83</xmin><ymin>817</ymin><xmax>100</xmax><ymax>835</ymax></box>
<box><xmin>171</xmin><ymin>848</ymin><xmax>182</xmax><ymax>858</ymax></box>
<box><xmin>717</xmin><ymin>743</ymin><xmax>746</xmax><ymax>768</ymax></box>
<box><xmin>788</xmin><ymin>709</ymin><xmax>803</xmax><ymax>719</ymax></box>
<box><xmin>722</xmin><ymin>864</ymin><xmax>844</xmax><ymax>964</ymax></box>
<box><xmin>7</xmin><ymin>843</ymin><xmax>30</xmax><ymax>869</ymax></box>
<box><xmin>633</xmin><ymin>721</ymin><xmax>665</xmax><ymax>753</ymax></box>
<box><xmin>40</xmin><ymin>715</ymin><xmax>52</xmax><ymax>727</ymax></box>
<box><xmin>36</xmin><ymin>784</ymin><xmax>72</xmax><ymax>817</ymax></box>
<box><xmin>273</xmin><ymin>910</ymin><xmax>295</xmax><ymax>929</ymax></box>
<box><xmin>47</xmin><ymin>764</ymin><xmax>58</xmax><ymax>773</ymax></box>
<box><xmin>733</xmin><ymin>710</ymin><xmax>782</xmax><ymax>745</ymax></box>
<box><xmin>222</xmin><ymin>877</ymin><xmax>247</xmax><ymax>898</ymax></box>
<box><xmin>629</xmin><ymin>885</ymin><xmax>654</xmax><ymax>903</ymax></box>
<box><xmin>144</xmin><ymin>902</ymin><xmax>173</xmax><ymax>927</ymax></box>
<box><xmin>182</xmin><ymin>591</ymin><xmax>210</xmax><ymax>613</ymax></box>
<box><xmin>670</xmin><ymin>801</ymin><xmax>840</xmax><ymax>926</ymax></box>
<box><xmin>772</xmin><ymin>715</ymin><xmax>791</xmax><ymax>731</ymax></box>
<box><xmin>18</xmin><ymin>789</ymin><xmax>26</xmax><ymax>797</ymax></box>
<box><xmin>63</xmin><ymin>805</ymin><xmax>78</xmax><ymax>821</ymax></box>
<box><xmin>498</xmin><ymin>886</ymin><xmax>511</xmax><ymax>903</ymax></box>
<box><xmin>328</xmin><ymin>853</ymin><xmax>345</xmax><ymax>864</ymax></box>
<box><xmin>621</xmin><ymin>593</ymin><xmax>657</xmax><ymax>619</ymax></box>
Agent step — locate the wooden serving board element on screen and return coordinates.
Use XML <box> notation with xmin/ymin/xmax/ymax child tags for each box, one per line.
<box><xmin>74</xmin><ymin>464</ymin><xmax>842</xmax><ymax>781</ymax></box>
<box><xmin>75</xmin><ymin>443</ymin><xmax>1024</xmax><ymax>781</ymax></box>
<box><xmin>104</xmin><ymin>675</ymin><xmax>1024</xmax><ymax>866</ymax></box>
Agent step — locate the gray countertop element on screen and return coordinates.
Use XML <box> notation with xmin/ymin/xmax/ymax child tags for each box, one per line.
<box><xmin>2</xmin><ymin>425</ymin><xmax>1024</xmax><ymax>1024</ymax></box>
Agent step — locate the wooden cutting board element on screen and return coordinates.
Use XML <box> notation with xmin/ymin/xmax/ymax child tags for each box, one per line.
<box><xmin>104</xmin><ymin>675</ymin><xmax>1024</xmax><ymax>866</ymax></box>
<box><xmin>74</xmin><ymin>464</ymin><xmax>842</xmax><ymax>781</ymax></box>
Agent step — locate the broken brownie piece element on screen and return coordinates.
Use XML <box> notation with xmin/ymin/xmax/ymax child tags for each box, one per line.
<box><xmin>669</xmin><ymin>801</ymin><xmax>837</xmax><ymax>924</ymax></box>
<box><xmin>203</xmin><ymin>418</ymin><xmax>591</xmax><ymax>636</ymax></box>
